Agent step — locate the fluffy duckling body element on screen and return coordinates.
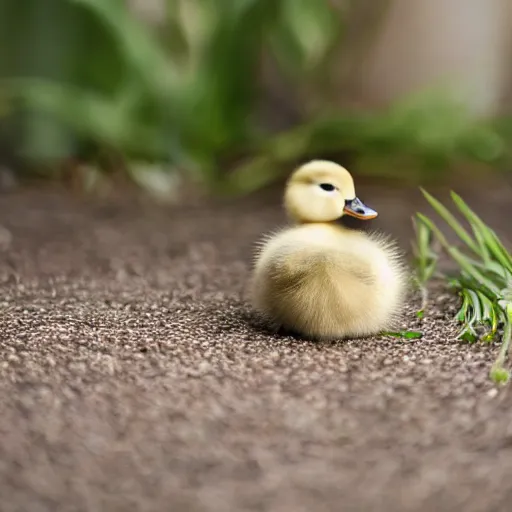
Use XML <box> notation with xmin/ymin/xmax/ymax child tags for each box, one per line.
<box><xmin>250</xmin><ymin>160</ymin><xmax>408</xmax><ymax>340</ymax></box>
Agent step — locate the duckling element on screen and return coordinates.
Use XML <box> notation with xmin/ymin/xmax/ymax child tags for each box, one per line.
<box><xmin>249</xmin><ymin>160</ymin><xmax>409</xmax><ymax>340</ymax></box>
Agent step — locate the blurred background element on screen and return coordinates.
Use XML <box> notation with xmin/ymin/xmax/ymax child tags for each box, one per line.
<box><xmin>1</xmin><ymin>0</ymin><xmax>512</xmax><ymax>199</ymax></box>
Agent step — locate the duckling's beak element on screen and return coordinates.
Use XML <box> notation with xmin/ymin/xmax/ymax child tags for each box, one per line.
<box><xmin>343</xmin><ymin>197</ymin><xmax>378</xmax><ymax>220</ymax></box>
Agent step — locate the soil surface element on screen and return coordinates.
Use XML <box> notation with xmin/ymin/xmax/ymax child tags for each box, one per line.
<box><xmin>1</xmin><ymin>177</ymin><xmax>512</xmax><ymax>512</ymax></box>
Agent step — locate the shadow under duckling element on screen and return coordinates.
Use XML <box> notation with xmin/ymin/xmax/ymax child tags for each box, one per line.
<box><xmin>249</xmin><ymin>160</ymin><xmax>410</xmax><ymax>341</ymax></box>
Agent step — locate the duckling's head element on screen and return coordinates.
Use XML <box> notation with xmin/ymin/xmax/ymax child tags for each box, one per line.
<box><xmin>283</xmin><ymin>160</ymin><xmax>378</xmax><ymax>223</ymax></box>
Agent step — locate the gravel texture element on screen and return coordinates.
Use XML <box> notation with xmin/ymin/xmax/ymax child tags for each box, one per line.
<box><xmin>1</xmin><ymin>181</ymin><xmax>512</xmax><ymax>512</ymax></box>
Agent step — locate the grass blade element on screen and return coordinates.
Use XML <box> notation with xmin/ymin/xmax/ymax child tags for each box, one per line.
<box><xmin>466</xmin><ymin>289</ymin><xmax>483</xmax><ymax>323</ymax></box>
<box><xmin>417</xmin><ymin>217</ymin><xmax>495</xmax><ymax>295</ymax></box>
<box><xmin>450</xmin><ymin>192</ymin><xmax>512</xmax><ymax>273</ymax></box>
<box><xmin>411</xmin><ymin>216</ymin><xmax>437</xmax><ymax>283</ymax></box>
<box><xmin>420</xmin><ymin>188</ymin><xmax>481</xmax><ymax>256</ymax></box>
<box><xmin>449</xmin><ymin>247</ymin><xmax>501</xmax><ymax>296</ymax></box>
<box><xmin>416</xmin><ymin>214</ymin><xmax>501</xmax><ymax>296</ymax></box>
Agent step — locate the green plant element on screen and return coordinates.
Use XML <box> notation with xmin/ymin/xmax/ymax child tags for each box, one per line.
<box><xmin>0</xmin><ymin>0</ymin><xmax>345</xmax><ymax>189</ymax></box>
<box><xmin>2</xmin><ymin>0</ymin><xmax>512</xmax><ymax>193</ymax></box>
<box><xmin>415</xmin><ymin>190</ymin><xmax>512</xmax><ymax>384</ymax></box>
<box><xmin>226</xmin><ymin>90</ymin><xmax>510</xmax><ymax>194</ymax></box>
<box><xmin>410</xmin><ymin>215</ymin><xmax>438</xmax><ymax>317</ymax></box>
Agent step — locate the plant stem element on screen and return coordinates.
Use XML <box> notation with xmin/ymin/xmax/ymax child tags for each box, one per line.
<box><xmin>490</xmin><ymin>303</ymin><xmax>512</xmax><ymax>383</ymax></box>
<box><xmin>419</xmin><ymin>286</ymin><xmax>428</xmax><ymax>313</ymax></box>
<box><xmin>494</xmin><ymin>321</ymin><xmax>511</xmax><ymax>368</ymax></box>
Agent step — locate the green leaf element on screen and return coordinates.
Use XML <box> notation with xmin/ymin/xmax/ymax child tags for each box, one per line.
<box><xmin>415</xmin><ymin>214</ymin><xmax>450</xmax><ymax>249</ymax></box>
<box><xmin>420</xmin><ymin>188</ymin><xmax>480</xmax><ymax>255</ymax></box>
<box><xmin>411</xmin><ymin>215</ymin><xmax>438</xmax><ymax>286</ymax></box>
<box><xmin>6</xmin><ymin>78</ymin><xmax>165</xmax><ymax>156</ymax></box>
<box><xmin>70</xmin><ymin>0</ymin><xmax>183</xmax><ymax>99</ymax></box>
<box><xmin>490</xmin><ymin>367</ymin><xmax>510</xmax><ymax>385</ymax></box>
<box><xmin>450</xmin><ymin>191</ymin><xmax>512</xmax><ymax>273</ymax></box>
<box><xmin>272</xmin><ymin>0</ymin><xmax>340</xmax><ymax>74</ymax></box>
<box><xmin>416</xmin><ymin>215</ymin><xmax>500</xmax><ymax>296</ymax></box>
<box><xmin>448</xmin><ymin>247</ymin><xmax>501</xmax><ymax>296</ymax></box>
<box><xmin>459</xmin><ymin>329</ymin><xmax>478</xmax><ymax>343</ymax></box>
<box><xmin>476</xmin><ymin>290</ymin><xmax>498</xmax><ymax>334</ymax></box>
<box><xmin>466</xmin><ymin>289</ymin><xmax>483</xmax><ymax>323</ymax></box>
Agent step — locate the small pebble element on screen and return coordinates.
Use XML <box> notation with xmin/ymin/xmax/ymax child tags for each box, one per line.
<box><xmin>487</xmin><ymin>388</ymin><xmax>498</xmax><ymax>398</ymax></box>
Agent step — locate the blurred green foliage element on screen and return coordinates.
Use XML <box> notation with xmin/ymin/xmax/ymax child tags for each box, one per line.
<box><xmin>0</xmin><ymin>0</ymin><xmax>511</xmax><ymax>195</ymax></box>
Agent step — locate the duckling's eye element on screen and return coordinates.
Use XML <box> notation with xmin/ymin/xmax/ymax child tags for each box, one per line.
<box><xmin>319</xmin><ymin>183</ymin><xmax>336</xmax><ymax>192</ymax></box>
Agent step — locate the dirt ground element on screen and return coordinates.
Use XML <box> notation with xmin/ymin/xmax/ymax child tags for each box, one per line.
<box><xmin>1</xmin><ymin>176</ymin><xmax>512</xmax><ymax>512</ymax></box>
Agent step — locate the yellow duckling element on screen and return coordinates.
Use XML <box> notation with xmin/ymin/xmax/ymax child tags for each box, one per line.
<box><xmin>250</xmin><ymin>160</ymin><xmax>409</xmax><ymax>340</ymax></box>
